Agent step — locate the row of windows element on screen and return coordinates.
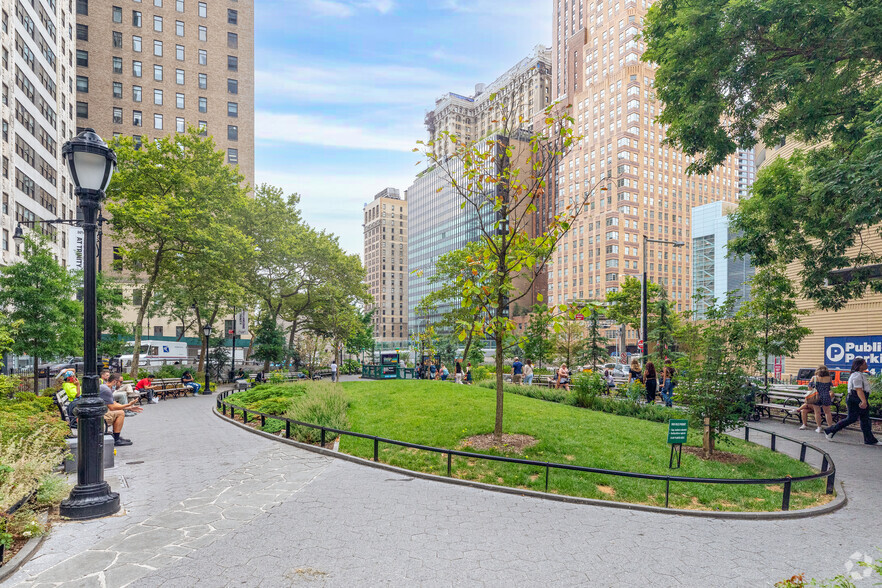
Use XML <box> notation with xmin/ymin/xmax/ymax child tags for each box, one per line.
<box><xmin>78</xmin><ymin>100</ymin><xmax>239</xmax><ymax>121</ymax></box>
<box><xmin>79</xmin><ymin>0</ymin><xmax>233</xmax><ymax>19</ymax></box>
<box><xmin>78</xmin><ymin>74</ymin><xmax>238</xmax><ymax>97</ymax></box>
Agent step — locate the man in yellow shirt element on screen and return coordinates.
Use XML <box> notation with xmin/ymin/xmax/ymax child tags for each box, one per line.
<box><xmin>61</xmin><ymin>371</ymin><xmax>80</xmax><ymax>402</ymax></box>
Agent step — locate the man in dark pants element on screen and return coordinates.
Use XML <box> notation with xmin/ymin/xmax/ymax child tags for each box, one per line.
<box><xmin>825</xmin><ymin>357</ymin><xmax>879</xmax><ymax>445</ymax></box>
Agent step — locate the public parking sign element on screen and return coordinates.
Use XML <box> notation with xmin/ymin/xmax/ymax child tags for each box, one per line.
<box><xmin>667</xmin><ymin>419</ymin><xmax>689</xmax><ymax>444</ymax></box>
<box><xmin>825</xmin><ymin>336</ymin><xmax>882</xmax><ymax>373</ymax></box>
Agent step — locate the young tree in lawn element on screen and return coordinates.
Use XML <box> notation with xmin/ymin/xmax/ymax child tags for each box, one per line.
<box><xmin>643</xmin><ymin>0</ymin><xmax>882</xmax><ymax>310</ymax></box>
<box><xmin>417</xmin><ymin>95</ymin><xmax>602</xmax><ymax>438</ymax></box>
<box><xmin>605</xmin><ymin>276</ymin><xmax>663</xmax><ymax>334</ymax></box>
<box><xmin>345</xmin><ymin>310</ymin><xmax>374</xmax><ymax>364</ymax></box>
<box><xmin>522</xmin><ymin>304</ymin><xmax>555</xmax><ymax>368</ymax></box>
<box><xmin>649</xmin><ymin>291</ymin><xmax>680</xmax><ymax>366</ymax></box>
<box><xmin>105</xmin><ymin>130</ymin><xmax>251</xmax><ymax>376</ymax></box>
<box><xmin>0</xmin><ymin>236</ymin><xmax>81</xmax><ymax>393</ymax></box>
<box><xmin>554</xmin><ymin>318</ymin><xmax>585</xmax><ymax>368</ymax></box>
<box><xmin>583</xmin><ymin>305</ymin><xmax>609</xmax><ymax>369</ymax></box>
<box><xmin>251</xmin><ymin>314</ymin><xmax>286</xmax><ymax>370</ymax></box>
<box><xmin>676</xmin><ymin>295</ymin><xmax>758</xmax><ymax>457</ymax></box>
<box><xmin>738</xmin><ymin>264</ymin><xmax>811</xmax><ymax>388</ymax></box>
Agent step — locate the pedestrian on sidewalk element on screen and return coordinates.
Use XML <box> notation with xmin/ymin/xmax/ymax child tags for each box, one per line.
<box><xmin>455</xmin><ymin>359</ymin><xmax>463</xmax><ymax>384</ymax></box>
<box><xmin>825</xmin><ymin>357</ymin><xmax>879</xmax><ymax>445</ymax></box>
<box><xmin>644</xmin><ymin>361</ymin><xmax>658</xmax><ymax>404</ymax></box>
<box><xmin>330</xmin><ymin>361</ymin><xmax>338</xmax><ymax>383</ymax></box>
<box><xmin>512</xmin><ymin>357</ymin><xmax>524</xmax><ymax>385</ymax></box>
<box><xmin>524</xmin><ymin>360</ymin><xmax>534</xmax><ymax>385</ymax></box>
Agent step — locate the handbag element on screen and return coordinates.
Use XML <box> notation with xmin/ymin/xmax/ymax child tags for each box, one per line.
<box><xmin>805</xmin><ymin>391</ymin><xmax>819</xmax><ymax>405</ymax></box>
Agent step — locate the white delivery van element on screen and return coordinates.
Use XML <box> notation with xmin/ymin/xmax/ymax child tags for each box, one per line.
<box><xmin>119</xmin><ymin>340</ymin><xmax>190</xmax><ymax>368</ymax></box>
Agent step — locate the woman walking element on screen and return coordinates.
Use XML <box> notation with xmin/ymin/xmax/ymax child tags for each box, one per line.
<box><xmin>643</xmin><ymin>361</ymin><xmax>658</xmax><ymax>404</ymax></box>
<box><xmin>824</xmin><ymin>357</ymin><xmax>879</xmax><ymax>445</ymax></box>
<box><xmin>556</xmin><ymin>363</ymin><xmax>571</xmax><ymax>391</ymax></box>
<box><xmin>523</xmin><ymin>360</ymin><xmax>534</xmax><ymax>386</ymax></box>
<box><xmin>659</xmin><ymin>366</ymin><xmax>676</xmax><ymax>407</ymax></box>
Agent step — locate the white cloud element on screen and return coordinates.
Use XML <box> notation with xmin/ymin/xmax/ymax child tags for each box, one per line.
<box><xmin>256</xmin><ymin>111</ymin><xmax>422</xmax><ymax>152</ymax></box>
<box><xmin>255</xmin><ymin>169</ymin><xmax>414</xmax><ymax>255</ymax></box>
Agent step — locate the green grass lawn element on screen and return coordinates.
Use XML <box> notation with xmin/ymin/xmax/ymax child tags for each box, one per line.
<box><xmin>335</xmin><ymin>380</ymin><xmax>828</xmax><ymax>512</ymax></box>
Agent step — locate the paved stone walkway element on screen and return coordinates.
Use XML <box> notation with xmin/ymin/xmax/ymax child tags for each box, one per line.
<box><xmin>6</xmin><ymin>390</ymin><xmax>881</xmax><ymax>587</ymax></box>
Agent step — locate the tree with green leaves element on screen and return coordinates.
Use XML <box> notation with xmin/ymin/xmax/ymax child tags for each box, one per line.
<box><xmin>604</xmin><ymin>276</ymin><xmax>663</xmax><ymax>332</ymax></box>
<box><xmin>345</xmin><ymin>310</ymin><xmax>374</xmax><ymax>363</ymax></box>
<box><xmin>417</xmin><ymin>94</ymin><xmax>600</xmax><ymax>438</ymax></box>
<box><xmin>554</xmin><ymin>318</ymin><xmax>585</xmax><ymax>368</ymax></box>
<box><xmin>96</xmin><ymin>274</ymin><xmax>129</xmax><ymax>359</ymax></box>
<box><xmin>675</xmin><ymin>295</ymin><xmax>758</xmax><ymax>457</ymax></box>
<box><xmin>583</xmin><ymin>306</ymin><xmax>609</xmax><ymax>369</ymax></box>
<box><xmin>522</xmin><ymin>304</ymin><xmax>555</xmax><ymax>368</ymax></box>
<box><xmin>643</xmin><ymin>0</ymin><xmax>882</xmax><ymax>310</ymax></box>
<box><xmin>738</xmin><ymin>264</ymin><xmax>811</xmax><ymax>388</ymax></box>
<box><xmin>106</xmin><ymin>130</ymin><xmax>252</xmax><ymax>376</ymax></box>
<box><xmin>0</xmin><ymin>237</ymin><xmax>81</xmax><ymax>393</ymax></box>
<box><xmin>649</xmin><ymin>291</ymin><xmax>680</xmax><ymax>366</ymax></box>
<box><xmin>251</xmin><ymin>314</ymin><xmax>286</xmax><ymax>370</ymax></box>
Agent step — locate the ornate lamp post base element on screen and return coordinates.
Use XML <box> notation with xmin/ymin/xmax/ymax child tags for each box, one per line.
<box><xmin>60</xmin><ymin>483</ymin><xmax>120</xmax><ymax>520</ymax></box>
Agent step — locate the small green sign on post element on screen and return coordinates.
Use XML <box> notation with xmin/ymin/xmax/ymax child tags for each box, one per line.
<box><xmin>667</xmin><ymin>419</ymin><xmax>688</xmax><ymax>469</ymax></box>
<box><xmin>667</xmin><ymin>419</ymin><xmax>689</xmax><ymax>444</ymax></box>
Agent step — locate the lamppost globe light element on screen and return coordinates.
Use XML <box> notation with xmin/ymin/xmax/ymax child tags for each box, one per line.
<box><xmin>12</xmin><ymin>225</ymin><xmax>24</xmax><ymax>244</ymax></box>
<box><xmin>203</xmin><ymin>324</ymin><xmax>213</xmax><ymax>338</ymax></box>
<box><xmin>62</xmin><ymin>128</ymin><xmax>116</xmax><ymax>192</ymax></box>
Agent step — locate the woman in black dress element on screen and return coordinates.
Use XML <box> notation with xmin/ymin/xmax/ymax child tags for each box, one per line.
<box><xmin>629</xmin><ymin>359</ymin><xmax>643</xmax><ymax>384</ymax></box>
<box><xmin>643</xmin><ymin>361</ymin><xmax>658</xmax><ymax>404</ymax></box>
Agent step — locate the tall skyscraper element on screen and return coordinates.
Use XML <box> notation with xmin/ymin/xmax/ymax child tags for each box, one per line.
<box><xmin>549</xmin><ymin>0</ymin><xmax>741</xmax><ymax>347</ymax></box>
<box><xmin>364</xmin><ymin>188</ymin><xmax>408</xmax><ymax>345</ymax></box>
<box><xmin>74</xmin><ymin>0</ymin><xmax>254</xmax><ymax>338</ymax></box>
<box><xmin>0</xmin><ymin>0</ymin><xmax>77</xmax><ymax>266</ymax></box>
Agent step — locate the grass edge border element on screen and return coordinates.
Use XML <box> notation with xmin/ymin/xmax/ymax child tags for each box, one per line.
<box><xmin>212</xmin><ymin>407</ymin><xmax>848</xmax><ymax>520</ymax></box>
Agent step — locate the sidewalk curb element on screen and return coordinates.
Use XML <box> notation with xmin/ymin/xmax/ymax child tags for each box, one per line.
<box><xmin>213</xmin><ymin>407</ymin><xmax>848</xmax><ymax>520</ymax></box>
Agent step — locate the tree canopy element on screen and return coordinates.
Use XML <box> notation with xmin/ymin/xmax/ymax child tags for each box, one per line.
<box><xmin>643</xmin><ymin>0</ymin><xmax>882</xmax><ymax>309</ymax></box>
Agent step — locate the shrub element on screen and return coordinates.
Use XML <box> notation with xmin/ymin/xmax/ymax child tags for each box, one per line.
<box><xmin>572</xmin><ymin>372</ymin><xmax>606</xmax><ymax>408</ymax></box>
<box><xmin>268</xmin><ymin>370</ymin><xmax>287</xmax><ymax>385</ymax></box>
<box><xmin>0</xmin><ymin>426</ymin><xmax>67</xmax><ymax>512</ymax></box>
<box><xmin>471</xmin><ymin>365</ymin><xmax>492</xmax><ymax>382</ymax></box>
<box><xmin>285</xmin><ymin>382</ymin><xmax>349</xmax><ymax>444</ymax></box>
<box><xmin>622</xmin><ymin>380</ymin><xmax>646</xmax><ymax>405</ymax></box>
<box><xmin>34</xmin><ymin>473</ymin><xmax>71</xmax><ymax>507</ymax></box>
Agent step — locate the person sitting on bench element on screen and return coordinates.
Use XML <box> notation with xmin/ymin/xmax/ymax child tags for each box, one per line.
<box><xmin>136</xmin><ymin>373</ymin><xmax>158</xmax><ymax>404</ymax></box>
<box><xmin>101</xmin><ymin>373</ymin><xmax>143</xmax><ymax>446</ymax></box>
<box><xmin>181</xmin><ymin>370</ymin><xmax>201</xmax><ymax>395</ymax></box>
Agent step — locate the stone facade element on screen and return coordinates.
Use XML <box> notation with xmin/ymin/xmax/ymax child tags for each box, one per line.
<box><xmin>364</xmin><ymin>188</ymin><xmax>408</xmax><ymax>344</ymax></box>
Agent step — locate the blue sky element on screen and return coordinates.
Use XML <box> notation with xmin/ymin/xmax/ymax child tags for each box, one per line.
<box><xmin>253</xmin><ymin>0</ymin><xmax>551</xmax><ymax>255</ymax></box>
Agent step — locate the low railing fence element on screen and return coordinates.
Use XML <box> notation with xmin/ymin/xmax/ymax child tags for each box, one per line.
<box><xmin>216</xmin><ymin>391</ymin><xmax>836</xmax><ymax>512</ymax></box>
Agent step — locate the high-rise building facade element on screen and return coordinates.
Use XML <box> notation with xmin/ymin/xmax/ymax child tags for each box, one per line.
<box><xmin>548</xmin><ymin>0</ymin><xmax>741</xmax><ymax>346</ymax></box>
<box><xmin>0</xmin><ymin>0</ymin><xmax>77</xmax><ymax>266</ymax></box>
<box><xmin>426</xmin><ymin>45</ymin><xmax>551</xmax><ymax>161</ymax></box>
<box><xmin>364</xmin><ymin>188</ymin><xmax>408</xmax><ymax>344</ymax></box>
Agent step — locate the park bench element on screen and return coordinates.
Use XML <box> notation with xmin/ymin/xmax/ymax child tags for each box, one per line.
<box><xmin>756</xmin><ymin>387</ymin><xmax>843</xmax><ymax>424</ymax></box>
<box><xmin>53</xmin><ymin>389</ymin><xmax>109</xmax><ymax>436</ymax></box>
<box><xmin>131</xmin><ymin>378</ymin><xmax>193</xmax><ymax>403</ymax></box>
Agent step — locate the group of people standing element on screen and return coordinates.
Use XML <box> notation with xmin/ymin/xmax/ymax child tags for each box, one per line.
<box><xmin>628</xmin><ymin>359</ymin><xmax>677</xmax><ymax>407</ymax></box>
<box><xmin>418</xmin><ymin>359</ymin><xmax>472</xmax><ymax>384</ymax></box>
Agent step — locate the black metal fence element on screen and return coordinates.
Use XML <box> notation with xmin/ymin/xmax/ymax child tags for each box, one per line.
<box><xmin>216</xmin><ymin>391</ymin><xmax>836</xmax><ymax>512</ymax></box>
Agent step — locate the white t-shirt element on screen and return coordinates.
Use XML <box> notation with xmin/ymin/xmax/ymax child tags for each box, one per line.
<box><xmin>847</xmin><ymin>371</ymin><xmax>871</xmax><ymax>398</ymax></box>
<box><xmin>331</xmin><ymin>363</ymin><xmax>338</xmax><ymax>373</ymax></box>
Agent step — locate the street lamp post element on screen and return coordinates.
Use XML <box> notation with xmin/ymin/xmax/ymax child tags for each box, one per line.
<box><xmin>203</xmin><ymin>324</ymin><xmax>213</xmax><ymax>395</ymax></box>
<box><xmin>641</xmin><ymin>236</ymin><xmax>686</xmax><ymax>367</ymax></box>
<box><xmin>59</xmin><ymin>128</ymin><xmax>119</xmax><ymax>521</ymax></box>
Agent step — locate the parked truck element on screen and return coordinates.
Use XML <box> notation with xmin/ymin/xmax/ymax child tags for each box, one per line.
<box><xmin>118</xmin><ymin>340</ymin><xmax>190</xmax><ymax>368</ymax></box>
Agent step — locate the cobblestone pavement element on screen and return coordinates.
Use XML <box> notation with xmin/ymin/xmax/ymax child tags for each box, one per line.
<box><xmin>6</xmin><ymin>391</ymin><xmax>881</xmax><ymax>587</ymax></box>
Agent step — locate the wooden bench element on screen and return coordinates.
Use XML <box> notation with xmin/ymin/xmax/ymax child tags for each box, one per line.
<box><xmin>756</xmin><ymin>388</ymin><xmax>842</xmax><ymax>424</ymax></box>
<box><xmin>131</xmin><ymin>378</ymin><xmax>193</xmax><ymax>402</ymax></box>
<box><xmin>54</xmin><ymin>390</ymin><xmax>109</xmax><ymax>436</ymax></box>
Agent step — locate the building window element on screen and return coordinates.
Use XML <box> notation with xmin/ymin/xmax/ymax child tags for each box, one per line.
<box><xmin>133</xmin><ymin>35</ymin><xmax>141</xmax><ymax>52</ymax></box>
<box><xmin>198</xmin><ymin>97</ymin><xmax>207</xmax><ymax>112</ymax></box>
<box><xmin>112</xmin><ymin>81</ymin><xmax>122</xmax><ymax>98</ymax></box>
<box><xmin>176</xmin><ymin>69</ymin><xmax>184</xmax><ymax>84</ymax></box>
<box><xmin>227</xmin><ymin>125</ymin><xmax>237</xmax><ymax>140</ymax></box>
<box><xmin>227</xmin><ymin>79</ymin><xmax>238</xmax><ymax>94</ymax></box>
<box><xmin>133</xmin><ymin>60</ymin><xmax>142</xmax><ymax>77</ymax></box>
<box><xmin>155</xmin><ymin>0</ymin><xmax>163</xmax><ymax>6</ymax></box>
<box><xmin>132</xmin><ymin>10</ymin><xmax>141</xmax><ymax>27</ymax></box>
<box><xmin>76</xmin><ymin>0</ymin><xmax>88</xmax><ymax>15</ymax></box>
<box><xmin>112</xmin><ymin>5</ymin><xmax>122</xmax><ymax>22</ymax></box>
<box><xmin>76</xmin><ymin>23</ymin><xmax>89</xmax><ymax>40</ymax></box>
<box><xmin>112</xmin><ymin>31</ymin><xmax>122</xmax><ymax>48</ymax></box>
<box><xmin>227</xmin><ymin>148</ymin><xmax>238</xmax><ymax>164</ymax></box>
<box><xmin>133</xmin><ymin>85</ymin><xmax>142</xmax><ymax>101</ymax></box>
<box><xmin>197</xmin><ymin>120</ymin><xmax>207</xmax><ymax>135</ymax></box>
<box><xmin>198</xmin><ymin>2</ymin><xmax>206</xmax><ymax>17</ymax></box>
<box><xmin>153</xmin><ymin>15</ymin><xmax>162</xmax><ymax>32</ymax></box>
<box><xmin>76</xmin><ymin>75</ymin><xmax>89</xmax><ymax>93</ymax></box>
<box><xmin>133</xmin><ymin>290</ymin><xmax>142</xmax><ymax>307</ymax></box>
<box><xmin>112</xmin><ymin>107</ymin><xmax>122</xmax><ymax>124</ymax></box>
<box><xmin>175</xmin><ymin>20</ymin><xmax>184</xmax><ymax>36</ymax></box>
<box><xmin>154</xmin><ymin>64</ymin><xmax>163</xmax><ymax>81</ymax></box>
<box><xmin>227</xmin><ymin>55</ymin><xmax>237</xmax><ymax>71</ymax></box>
<box><xmin>227</xmin><ymin>9</ymin><xmax>238</xmax><ymax>24</ymax></box>
<box><xmin>198</xmin><ymin>73</ymin><xmax>207</xmax><ymax>89</ymax></box>
<box><xmin>227</xmin><ymin>102</ymin><xmax>237</xmax><ymax>117</ymax></box>
<box><xmin>227</xmin><ymin>32</ymin><xmax>238</xmax><ymax>49</ymax></box>
<box><xmin>176</xmin><ymin>92</ymin><xmax>184</xmax><ymax>108</ymax></box>
<box><xmin>133</xmin><ymin>110</ymin><xmax>142</xmax><ymax>126</ymax></box>
<box><xmin>76</xmin><ymin>50</ymin><xmax>88</xmax><ymax>67</ymax></box>
<box><xmin>112</xmin><ymin>56</ymin><xmax>123</xmax><ymax>73</ymax></box>
<box><xmin>176</xmin><ymin>117</ymin><xmax>185</xmax><ymax>133</ymax></box>
<box><xmin>153</xmin><ymin>40</ymin><xmax>162</xmax><ymax>57</ymax></box>
<box><xmin>154</xmin><ymin>113</ymin><xmax>163</xmax><ymax>130</ymax></box>
<box><xmin>76</xmin><ymin>101</ymin><xmax>88</xmax><ymax>118</ymax></box>
<box><xmin>176</xmin><ymin>44</ymin><xmax>184</xmax><ymax>60</ymax></box>
<box><xmin>176</xmin><ymin>0</ymin><xmax>183</xmax><ymax>12</ymax></box>
<box><xmin>198</xmin><ymin>49</ymin><xmax>207</xmax><ymax>65</ymax></box>
<box><xmin>154</xmin><ymin>89</ymin><xmax>163</xmax><ymax>105</ymax></box>
<box><xmin>198</xmin><ymin>26</ymin><xmax>207</xmax><ymax>41</ymax></box>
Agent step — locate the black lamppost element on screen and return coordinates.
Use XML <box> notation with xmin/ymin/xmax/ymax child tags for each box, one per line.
<box><xmin>59</xmin><ymin>128</ymin><xmax>119</xmax><ymax>520</ymax></box>
<box><xmin>641</xmin><ymin>236</ymin><xmax>685</xmax><ymax>367</ymax></box>
<box><xmin>203</xmin><ymin>324</ymin><xmax>213</xmax><ymax>395</ymax></box>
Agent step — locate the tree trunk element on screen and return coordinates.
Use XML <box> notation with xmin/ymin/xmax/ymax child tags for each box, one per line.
<box><xmin>702</xmin><ymin>417</ymin><xmax>713</xmax><ymax>458</ymax></box>
<box><xmin>33</xmin><ymin>355</ymin><xmax>39</xmax><ymax>396</ymax></box>
<box><xmin>494</xmin><ymin>329</ymin><xmax>504</xmax><ymax>439</ymax></box>
<box><xmin>130</xmin><ymin>256</ymin><xmax>162</xmax><ymax>378</ymax></box>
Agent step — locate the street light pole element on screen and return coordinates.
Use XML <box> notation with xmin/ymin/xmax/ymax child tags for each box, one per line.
<box><xmin>59</xmin><ymin>129</ymin><xmax>119</xmax><ymax>521</ymax></box>
<box><xmin>641</xmin><ymin>236</ymin><xmax>686</xmax><ymax>367</ymax></box>
<box><xmin>203</xmin><ymin>324</ymin><xmax>213</xmax><ymax>395</ymax></box>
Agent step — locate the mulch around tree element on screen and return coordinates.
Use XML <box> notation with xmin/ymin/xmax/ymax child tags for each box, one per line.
<box><xmin>461</xmin><ymin>434</ymin><xmax>538</xmax><ymax>454</ymax></box>
<box><xmin>682</xmin><ymin>445</ymin><xmax>749</xmax><ymax>465</ymax></box>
